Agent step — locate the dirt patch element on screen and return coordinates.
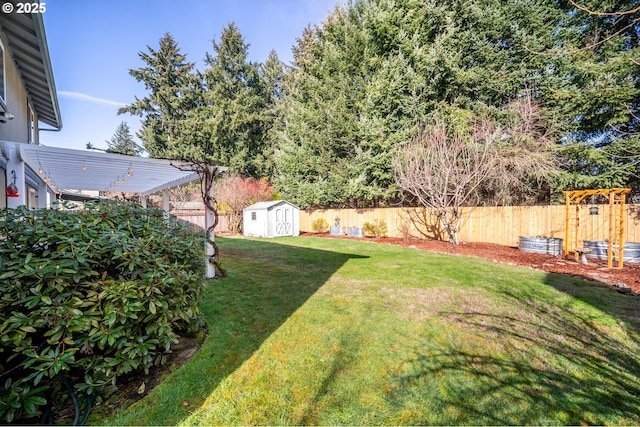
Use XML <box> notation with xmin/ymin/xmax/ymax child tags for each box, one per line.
<box><xmin>303</xmin><ymin>233</ymin><xmax>640</xmax><ymax>295</ymax></box>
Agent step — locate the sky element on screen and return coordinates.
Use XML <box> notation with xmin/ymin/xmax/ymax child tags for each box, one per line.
<box><xmin>39</xmin><ymin>0</ymin><xmax>338</xmax><ymax>151</ymax></box>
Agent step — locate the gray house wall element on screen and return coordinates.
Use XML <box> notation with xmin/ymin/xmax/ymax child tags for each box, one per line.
<box><xmin>0</xmin><ymin>34</ymin><xmax>34</xmax><ymax>144</ymax></box>
<box><xmin>0</xmin><ymin>32</ymin><xmax>46</xmax><ymax>208</ymax></box>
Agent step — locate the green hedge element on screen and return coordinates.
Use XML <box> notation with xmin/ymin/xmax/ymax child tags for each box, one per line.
<box><xmin>0</xmin><ymin>201</ymin><xmax>205</xmax><ymax>423</ymax></box>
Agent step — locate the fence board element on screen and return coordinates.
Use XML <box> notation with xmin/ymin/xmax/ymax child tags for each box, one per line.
<box><xmin>172</xmin><ymin>210</ymin><xmax>230</xmax><ymax>234</ymax></box>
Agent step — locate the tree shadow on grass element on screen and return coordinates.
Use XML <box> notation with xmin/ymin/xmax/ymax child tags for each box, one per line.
<box><xmin>111</xmin><ymin>237</ymin><xmax>367</xmax><ymax>425</ymax></box>
<box><xmin>387</xmin><ymin>273</ymin><xmax>640</xmax><ymax>425</ymax></box>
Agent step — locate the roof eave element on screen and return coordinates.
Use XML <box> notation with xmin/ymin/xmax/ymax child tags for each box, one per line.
<box><xmin>1</xmin><ymin>7</ymin><xmax>62</xmax><ymax>130</ymax></box>
<box><xmin>32</xmin><ymin>13</ymin><xmax>61</xmax><ymax>130</ymax></box>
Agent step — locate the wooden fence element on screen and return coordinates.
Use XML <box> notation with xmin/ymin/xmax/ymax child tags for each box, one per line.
<box><xmin>172</xmin><ymin>210</ymin><xmax>230</xmax><ymax>234</ymax></box>
<box><xmin>300</xmin><ymin>205</ymin><xmax>640</xmax><ymax>247</ymax></box>
<box><xmin>172</xmin><ymin>203</ymin><xmax>640</xmax><ymax>247</ymax></box>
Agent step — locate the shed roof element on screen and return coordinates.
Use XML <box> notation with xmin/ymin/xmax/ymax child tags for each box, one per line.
<box><xmin>244</xmin><ymin>200</ymin><xmax>298</xmax><ymax>211</ymax></box>
<box><xmin>1</xmin><ymin>9</ymin><xmax>61</xmax><ymax>129</ymax></box>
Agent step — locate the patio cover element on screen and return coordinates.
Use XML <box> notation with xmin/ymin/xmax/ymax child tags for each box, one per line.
<box><xmin>11</xmin><ymin>142</ymin><xmax>201</xmax><ymax>196</ymax></box>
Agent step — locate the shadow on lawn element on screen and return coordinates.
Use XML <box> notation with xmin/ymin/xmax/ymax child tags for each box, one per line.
<box><xmin>122</xmin><ymin>237</ymin><xmax>368</xmax><ymax>425</ymax></box>
<box><xmin>388</xmin><ymin>273</ymin><xmax>640</xmax><ymax>425</ymax></box>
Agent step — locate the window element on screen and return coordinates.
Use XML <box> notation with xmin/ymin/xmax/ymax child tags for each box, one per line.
<box><xmin>251</xmin><ymin>212</ymin><xmax>257</xmax><ymax>221</ymax></box>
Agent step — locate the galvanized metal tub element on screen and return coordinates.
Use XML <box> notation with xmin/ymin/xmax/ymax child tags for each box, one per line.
<box><xmin>519</xmin><ymin>236</ymin><xmax>563</xmax><ymax>257</ymax></box>
<box><xmin>347</xmin><ymin>227</ymin><xmax>364</xmax><ymax>238</ymax></box>
<box><xmin>583</xmin><ymin>240</ymin><xmax>640</xmax><ymax>263</ymax></box>
<box><xmin>330</xmin><ymin>226</ymin><xmax>344</xmax><ymax>236</ymax></box>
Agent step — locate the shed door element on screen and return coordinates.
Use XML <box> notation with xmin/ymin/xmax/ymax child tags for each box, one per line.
<box><xmin>274</xmin><ymin>206</ymin><xmax>293</xmax><ymax>236</ymax></box>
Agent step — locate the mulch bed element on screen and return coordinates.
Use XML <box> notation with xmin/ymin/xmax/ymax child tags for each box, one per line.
<box><xmin>302</xmin><ymin>233</ymin><xmax>640</xmax><ymax>295</ymax></box>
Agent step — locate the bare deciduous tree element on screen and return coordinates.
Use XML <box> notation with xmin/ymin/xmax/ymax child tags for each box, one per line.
<box><xmin>480</xmin><ymin>96</ymin><xmax>558</xmax><ymax>206</ymax></box>
<box><xmin>394</xmin><ymin>116</ymin><xmax>499</xmax><ymax>244</ymax></box>
<box><xmin>168</xmin><ymin>182</ymin><xmax>200</xmax><ymax>211</ymax></box>
<box><xmin>394</xmin><ymin>98</ymin><xmax>558</xmax><ymax>244</ymax></box>
<box><xmin>213</xmin><ymin>174</ymin><xmax>274</xmax><ymax>234</ymax></box>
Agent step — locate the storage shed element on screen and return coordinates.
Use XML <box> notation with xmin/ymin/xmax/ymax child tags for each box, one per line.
<box><xmin>243</xmin><ymin>200</ymin><xmax>300</xmax><ymax>238</ymax></box>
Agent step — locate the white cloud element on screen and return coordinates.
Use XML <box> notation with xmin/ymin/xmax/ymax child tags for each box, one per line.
<box><xmin>58</xmin><ymin>91</ymin><xmax>127</xmax><ymax>108</ymax></box>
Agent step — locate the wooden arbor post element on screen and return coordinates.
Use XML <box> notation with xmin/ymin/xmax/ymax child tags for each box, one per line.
<box><xmin>562</xmin><ymin>188</ymin><xmax>630</xmax><ymax>268</ymax></box>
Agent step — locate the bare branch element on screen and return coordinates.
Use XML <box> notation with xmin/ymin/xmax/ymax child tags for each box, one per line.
<box><xmin>170</xmin><ymin>161</ymin><xmax>226</xmax><ymax>277</ymax></box>
<box><xmin>523</xmin><ymin>16</ymin><xmax>640</xmax><ymax>57</ymax></box>
<box><xmin>483</xmin><ymin>95</ymin><xmax>559</xmax><ymax>206</ymax></box>
<box><xmin>568</xmin><ymin>0</ymin><xmax>640</xmax><ymax>17</ymax></box>
<box><xmin>213</xmin><ymin>173</ymin><xmax>274</xmax><ymax>234</ymax></box>
<box><xmin>394</xmin><ymin>116</ymin><xmax>499</xmax><ymax>244</ymax></box>
<box><xmin>394</xmin><ymin>98</ymin><xmax>558</xmax><ymax>243</ymax></box>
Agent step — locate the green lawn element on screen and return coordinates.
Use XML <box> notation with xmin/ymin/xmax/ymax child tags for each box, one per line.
<box><xmin>104</xmin><ymin>236</ymin><xmax>640</xmax><ymax>425</ymax></box>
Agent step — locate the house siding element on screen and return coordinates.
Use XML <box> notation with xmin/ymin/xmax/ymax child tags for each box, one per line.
<box><xmin>0</xmin><ymin>32</ymin><xmax>43</xmax><ymax>207</ymax></box>
<box><xmin>0</xmin><ymin>34</ymin><xmax>32</xmax><ymax>144</ymax></box>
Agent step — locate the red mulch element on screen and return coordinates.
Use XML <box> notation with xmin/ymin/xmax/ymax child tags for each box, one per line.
<box><xmin>302</xmin><ymin>233</ymin><xmax>640</xmax><ymax>295</ymax></box>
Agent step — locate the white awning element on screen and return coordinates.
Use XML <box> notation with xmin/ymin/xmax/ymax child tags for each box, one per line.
<box><xmin>10</xmin><ymin>142</ymin><xmax>203</xmax><ymax>196</ymax></box>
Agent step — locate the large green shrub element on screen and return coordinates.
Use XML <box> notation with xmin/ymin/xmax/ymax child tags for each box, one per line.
<box><xmin>0</xmin><ymin>201</ymin><xmax>205</xmax><ymax>423</ymax></box>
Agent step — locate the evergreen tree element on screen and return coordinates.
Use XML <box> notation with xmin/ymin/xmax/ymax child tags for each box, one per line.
<box><xmin>119</xmin><ymin>26</ymin><xmax>281</xmax><ymax>275</ymax></box>
<box><xmin>119</xmin><ymin>33</ymin><xmax>225</xmax><ymax>278</ymax></box>
<box><xmin>105</xmin><ymin>121</ymin><xmax>143</xmax><ymax>156</ymax></box>
<box><xmin>276</xmin><ymin>5</ymin><xmax>375</xmax><ymax>208</ymax></box>
<box><xmin>257</xmin><ymin>49</ymin><xmax>285</xmax><ymax>177</ymax></box>
<box><xmin>118</xmin><ymin>33</ymin><xmax>201</xmax><ymax>159</ymax></box>
<box><xmin>201</xmin><ymin>22</ymin><xmax>273</xmax><ymax>178</ymax></box>
<box><xmin>261</xmin><ymin>49</ymin><xmax>284</xmax><ymax>102</ymax></box>
<box><xmin>274</xmin><ymin>0</ymin><xmax>563</xmax><ymax>208</ymax></box>
<box><xmin>547</xmin><ymin>0</ymin><xmax>640</xmax><ymax>194</ymax></box>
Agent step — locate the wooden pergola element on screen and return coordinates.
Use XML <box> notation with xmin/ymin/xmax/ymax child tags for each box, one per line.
<box><xmin>563</xmin><ymin>188</ymin><xmax>631</xmax><ymax>268</ymax></box>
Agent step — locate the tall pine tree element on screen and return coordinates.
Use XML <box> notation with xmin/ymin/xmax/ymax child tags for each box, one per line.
<box><xmin>119</xmin><ymin>33</ymin><xmax>225</xmax><ymax>277</ymax></box>
<box><xmin>274</xmin><ymin>0</ymin><xmax>563</xmax><ymax>208</ymax></box>
<box><xmin>106</xmin><ymin>121</ymin><xmax>143</xmax><ymax>156</ymax></box>
<box><xmin>257</xmin><ymin>49</ymin><xmax>285</xmax><ymax>177</ymax></box>
<box><xmin>275</xmin><ymin>5</ymin><xmax>375</xmax><ymax>208</ymax></box>
<box><xmin>201</xmin><ymin>22</ymin><xmax>273</xmax><ymax>178</ymax></box>
<box><xmin>548</xmin><ymin>0</ymin><xmax>640</xmax><ymax>194</ymax></box>
<box><xmin>118</xmin><ymin>33</ymin><xmax>201</xmax><ymax>159</ymax></box>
